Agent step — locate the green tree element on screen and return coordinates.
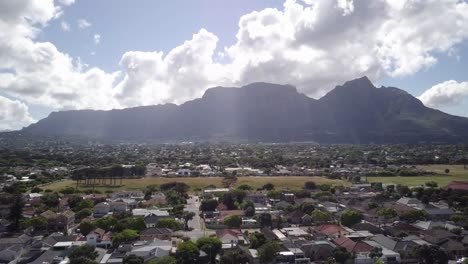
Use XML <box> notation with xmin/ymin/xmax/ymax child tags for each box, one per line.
<box><xmin>79</xmin><ymin>221</ymin><xmax>96</xmax><ymax>236</ymax></box>
<box><xmin>411</xmin><ymin>245</ymin><xmax>448</xmax><ymax>264</ymax></box>
<box><xmin>340</xmin><ymin>210</ymin><xmax>363</xmax><ymax>227</ymax></box>
<box><xmin>304</xmin><ymin>181</ymin><xmax>317</xmax><ymax>190</ymax></box>
<box><xmin>182</xmin><ymin>211</ymin><xmax>195</xmax><ymax>230</ymax></box>
<box><xmin>224</xmin><ymin>215</ymin><xmax>242</xmax><ymax>228</ymax></box>
<box><xmin>332</xmin><ymin>247</ymin><xmax>352</xmax><ymax>264</ymax></box>
<box><xmin>123</xmin><ymin>254</ymin><xmax>144</xmax><ymax>264</ymax></box>
<box><xmin>155</xmin><ymin>219</ymin><xmax>183</xmax><ymax>230</ymax></box>
<box><xmin>220</xmin><ymin>249</ymin><xmax>249</xmax><ymax>264</ymax></box>
<box><xmin>29</xmin><ymin>217</ymin><xmax>47</xmax><ymax>230</ymax></box>
<box><xmin>147</xmin><ymin>256</ymin><xmax>176</xmax><ymax>264</ymax></box>
<box><xmin>69</xmin><ymin>244</ymin><xmax>98</xmax><ymax>264</ymax></box>
<box><xmin>300</xmin><ymin>202</ymin><xmax>315</xmax><ymax>214</ymax></box>
<box><xmin>258</xmin><ymin>213</ymin><xmax>272</xmax><ymax>228</ymax></box>
<box><xmin>311</xmin><ymin>210</ymin><xmax>332</xmax><ymax>223</ymax></box>
<box><xmin>262</xmin><ymin>183</ymin><xmax>274</xmax><ymax>190</ymax></box>
<box><xmin>369</xmin><ymin>247</ymin><xmax>383</xmax><ymax>260</ymax></box>
<box><xmin>200</xmin><ymin>199</ymin><xmax>219</xmax><ymax>211</ymax></box>
<box><xmin>175</xmin><ymin>241</ymin><xmax>199</xmax><ymax>264</ymax></box>
<box><xmin>197</xmin><ymin>237</ymin><xmax>222</xmax><ymax>264</ymax></box>
<box><xmin>400</xmin><ymin>210</ymin><xmax>428</xmax><ymax>223</ymax></box>
<box><xmin>258</xmin><ymin>241</ymin><xmax>280</xmax><ymax>263</ymax></box>
<box><xmin>76</xmin><ymin>208</ymin><xmax>93</xmax><ymax>220</ymax></box>
<box><xmin>7</xmin><ymin>194</ymin><xmax>24</xmax><ymax>231</ymax></box>
<box><xmin>376</xmin><ymin>208</ymin><xmax>397</xmax><ymax>221</ymax></box>
<box><xmin>249</xmin><ymin>232</ymin><xmax>267</xmax><ymax>249</ymax></box>
<box><xmin>112</xmin><ymin>229</ymin><xmax>139</xmax><ymax>246</ymax></box>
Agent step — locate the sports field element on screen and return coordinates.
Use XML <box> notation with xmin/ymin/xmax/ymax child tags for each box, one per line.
<box><xmin>367</xmin><ymin>165</ymin><xmax>468</xmax><ymax>187</ymax></box>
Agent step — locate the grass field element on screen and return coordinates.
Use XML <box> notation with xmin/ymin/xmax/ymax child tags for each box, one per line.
<box><xmin>41</xmin><ymin>176</ymin><xmax>348</xmax><ymax>193</ymax></box>
<box><xmin>367</xmin><ymin>164</ymin><xmax>468</xmax><ymax>187</ymax></box>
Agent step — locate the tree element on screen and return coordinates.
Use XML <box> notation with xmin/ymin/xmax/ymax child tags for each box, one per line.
<box><xmin>376</xmin><ymin>208</ymin><xmax>397</xmax><ymax>221</ymax></box>
<box><xmin>445</xmin><ymin>168</ymin><xmax>450</xmax><ymax>174</ymax></box>
<box><xmin>112</xmin><ymin>229</ymin><xmax>139</xmax><ymax>246</ymax></box>
<box><xmin>182</xmin><ymin>211</ymin><xmax>195</xmax><ymax>230</ymax></box>
<box><xmin>69</xmin><ymin>244</ymin><xmax>98</xmax><ymax>264</ymax></box>
<box><xmin>304</xmin><ymin>181</ymin><xmax>317</xmax><ymax>190</ymax></box>
<box><xmin>332</xmin><ymin>247</ymin><xmax>352</xmax><ymax>264</ymax></box>
<box><xmin>258</xmin><ymin>241</ymin><xmax>280</xmax><ymax>263</ymax></box>
<box><xmin>175</xmin><ymin>241</ymin><xmax>199</xmax><ymax>264</ymax></box>
<box><xmin>369</xmin><ymin>247</ymin><xmax>383</xmax><ymax>260</ymax></box>
<box><xmin>300</xmin><ymin>202</ymin><xmax>315</xmax><ymax>214</ymax></box>
<box><xmin>245</xmin><ymin>206</ymin><xmax>255</xmax><ymax>217</ymax></box>
<box><xmin>340</xmin><ymin>210</ymin><xmax>363</xmax><ymax>227</ymax></box>
<box><xmin>200</xmin><ymin>199</ymin><xmax>219</xmax><ymax>212</ymax></box>
<box><xmin>262</xmin><ymin>183</ymin><xmax>275</xmax><ymax>190</ymax></box>
<box><xmin>147</xmin><ymin>256</ymin><xmax>176</xmax><ymax>264</ymax></box>
<box><xmin>411</xmin><ymin>245</ymin><xmax>448</xmax><ymax>264</ymax></box>
<box><xmin>76</xmin><ymin>208</ymin><xmax>93</xmax><ymax>220</ymax></box>
<box><xmin>123</xmin><ymin>254</ymin><xmax>144</xmax><ymax>264</ymax></box>
<box><xmin>29</xmin><ymin>217</ymin><xmax>47</xmax><ymax>230</ymax></box>
<box><xmin>425</xmin><ymin>181</ymin><xmax>438</xmax><ymax>188</ymax></box>
<box><xmin>258</xmin><ymin>213</ymin><xmax>272</xmax><ymax>228</ymax></box>
<box><xmin>237</xmin><ymin>184</ymin><xmax>252</xmax><ymax>191</ymax></box>
<box><xmin>220</xmin><ymin>249</ymin><xmax>249</xmax><ymax>264</ymax></box>
<box><xmin>400</xmin><ymin>210</ymin><xmax>428</xmax><ymax>223</ymax></box>
<box><xmin>79</xmin><ymin>221</ymin><xmax>96</xmax><ymax>236</ymax></box>
<box><xmin>224</xmin><ymin>215</ymin><xmax>242</xmax><ymax>228</ymax></box>
<box><xmin>197</xmin><ymin>237</ymin><xmax>222</xmax><ymax>264</ymax></box>
<box><xmin>8</xmin><ymin>194</ymin><xmax>24</xmax><ymax>231</ymax></box>
<box><xmin>249</xmin><ymin>232</ymin><xmax>267</xmax><ymax>249</ymax></box>
<box><xmin>155</xmin><ymin>219</ymin><xmax>183</xmax><ymax>231</ymax></box>
<box><xmin>311</xmin><ymin>210</ymin><xmax>332</xmax><ymax>223</ymax></box>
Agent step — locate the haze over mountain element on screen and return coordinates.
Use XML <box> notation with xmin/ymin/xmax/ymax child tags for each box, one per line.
<box><xmin>21</xmin><ymin>77</ymin><xmax>468</xmax><ymax>143</ymax></box>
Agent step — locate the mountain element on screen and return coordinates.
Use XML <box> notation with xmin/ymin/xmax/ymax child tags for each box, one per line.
<box><xmin>22</xmin><ymin>77</ymin><xmax>468</xmax><ymax>143</ymax></box>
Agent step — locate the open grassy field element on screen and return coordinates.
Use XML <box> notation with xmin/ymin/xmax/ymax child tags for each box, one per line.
<box><xmin>367</xmin><ymin>164</ymin><xmax>468</xmax><ymax>187</ymax></box>
<box><xmin>41</xmin><ymin>176</ymin><xmax>348</xmax><ymax>193</ymax></box>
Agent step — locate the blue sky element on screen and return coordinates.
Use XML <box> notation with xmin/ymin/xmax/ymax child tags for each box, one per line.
<box><xmin>1</xmin><ymin>0</ymin><xmax>468</xmax><ymax>130</ymax></box>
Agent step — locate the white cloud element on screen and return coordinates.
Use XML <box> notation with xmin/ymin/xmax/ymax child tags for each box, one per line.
<box><xmin>0</xmin><ymin>95</ymin><xmax>35</xmax><ymax>131</ymax></box>
<box><xmin>1</xmin><ymin>0</ymin><xmax>468</xmax><ymax>131</ymax></box>
<box><xmin>419</xmin><ymin>80</ymin><xmax>468</xmax><ymax>108</ymax></box>
<box><xmin>60</xmin><ymin>20</ymin><xmax>70</xmax><ymax>31</ymax></box>
<box><xmin>94</xmin><ymin>34</ymin><xmax>100</xmax><ymax>45</ymax></box>
<box><xmin>77</xmin><ymin>19</ymin><xmax>91</xmax><ymax>29</ymax></box>
<box><xmin>58</xmin><ymin>0</ymin><xmax>75</xmax><ymax>6</ymax></box>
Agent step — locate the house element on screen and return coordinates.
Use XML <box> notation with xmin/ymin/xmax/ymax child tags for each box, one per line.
<box><xmin>318</xmin><ymin>224</ymin><xmax>349</xmax><ymax>239</ymax></box>
<box><xmin>40</xmin><ymin>210</ymin><xmax>75</xmax><ymax>233</ymax></box>
<box><xmin>143</xmin><ymin>212</ymin><xmax>172</xmax><ymax>228</ymax></box>
<box><xmin>109</xmin><ymin>201</ymin><xmax>127</xmax><ymax>212</ymax></box>
<box><xmin>129</xmin><ymin>240</ymin><xmax>172</xmax><ymax>261</ymax></box>
<box><xmin>93</xmin><ymin>202</ymin><xmax>110</xmax><ymax>218</ymax></box>
<box><xmin>300</xmin><ymin>240</ymin><xmax>336</xmax><ymax>262</ymax></box>
<box><xmin>0</xmin><ymin>234</ymin><xmax>32</xmax><ymax>251</ymax></box>
<box><xmin>360</xmin><ymin>240</ymin><xmax>401</xmax><ymax>264</ymax></box>
<box><xmin>333</xmin><ymin>236</ymin><xmax>373</xmax><ymax>254</ymax></box>
<box><xmin>280</xmin><ymin>227</ymin><xmax>311</xmax><ymax>239</ymax></box>
<box><xmin>285</xmin><ymin>210</ymin><xmax>311</xmax><ymax>225</ymax></box>
<box><xmin>445</xmin><ymin>181</ymin><xmax>468</xmax><ymax>191</ymax></box>
<box><xmin>216</xmin><ymin>229</ymin><xmax>245</xmax><ymax>248</ymax></box>
<box><xmin>0</xmin><ymin>245</ymin><xmax>23</xmax><ymax>264</ymax></box>
<box><xmin>86</xmin><ymin>228</ymin><xmax>112</xmax><ymax>248</ymax></box>
<box><xmin>111</xmin><ymin>190</ymin><xmax>145</xmax><ymax>200</ymax></box>
<box><xmin>139</xmin><ymin>228</ymin><xmax>173</xmax><ymax>241</ymax></box>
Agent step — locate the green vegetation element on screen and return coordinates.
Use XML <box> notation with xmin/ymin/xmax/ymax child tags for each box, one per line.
<box><xmin>41</xmin><ymin>176</ymin><xmax>347</xmax><ymax>193</ymax></box>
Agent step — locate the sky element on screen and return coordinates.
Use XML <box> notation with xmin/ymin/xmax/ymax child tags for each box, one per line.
<box><xmin>1</xmin><ymin>0</ymin><xmax>468</xmax><ymax>130</ymax></box>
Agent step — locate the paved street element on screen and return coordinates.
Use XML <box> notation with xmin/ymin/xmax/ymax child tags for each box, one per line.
<box><xmin>178</xmin><ymin>195</ymin><xmax>214</xmax><ymax>240</ymax></box>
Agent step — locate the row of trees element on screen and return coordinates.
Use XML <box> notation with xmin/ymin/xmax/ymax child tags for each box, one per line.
<box><xmin>71</xmin><ymin>164</ymin><xmax>146</xmax><ymax>190</ymax></box>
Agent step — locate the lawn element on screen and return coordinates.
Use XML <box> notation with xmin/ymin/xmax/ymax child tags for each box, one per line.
<box><xmin>367</xmin><ymin>164</ymin><xmax>468</xmax><ymax>187</ymax></box>
<box><xmin>41</xmin><ymin>176</ymin><xmax>348</xmax><ymax>193</ymax></box>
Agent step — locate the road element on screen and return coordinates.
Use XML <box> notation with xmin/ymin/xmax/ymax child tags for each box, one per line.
<box><xmin>179</xmin><ymin>195</ymin><xmax>214</xmax><ymax>240</ymax></box>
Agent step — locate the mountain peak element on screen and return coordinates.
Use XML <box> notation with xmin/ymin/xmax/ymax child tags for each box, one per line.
<box><xmin>341</xmin><ymin>76</ymin><xmax>375</xmax><ymax>89</ymax></box>
<box><xmin>202</xmin><ymin>82</ymin><xmax>299</xmax><ymax>99</ymax></box>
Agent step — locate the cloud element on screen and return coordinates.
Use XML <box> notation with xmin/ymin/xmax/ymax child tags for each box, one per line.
<box><xmin>61</xmin><ymin>20</ymin><xmax>70</xmax><ymax>31</ymax></box>
<box><xmin>419</xmin><ymin>80</ymin><xmax>468</xmax><ymax>108</ymax></box>
<box><xmin>1</xmin><ymin>0</ymin><xmax>468</xmax><ymax>131</ymax></box>
<box><xmin>58</xmin><ymin>0</ymin><xmax>75</xmax><ymax>6</ymax></box>
<box><xmin>77</xmin><ymin>19</ymin><xmax>91</xmax><ymax>29</ymax></box>
<box><xmin>0</xmin><ymin>95</ymin><xmax>35</xmax><ymax>131</ymax></box>
<box><xmin>94</xmin><ymin>34</ymin><xmax>100</xmax><ymax>44</ymax></box>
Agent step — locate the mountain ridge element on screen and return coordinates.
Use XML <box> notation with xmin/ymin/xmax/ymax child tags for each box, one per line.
<box><xmin>21</xmin><ymin>77</ymin><xmax>468</xmax><ymax>143</ymax></box>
